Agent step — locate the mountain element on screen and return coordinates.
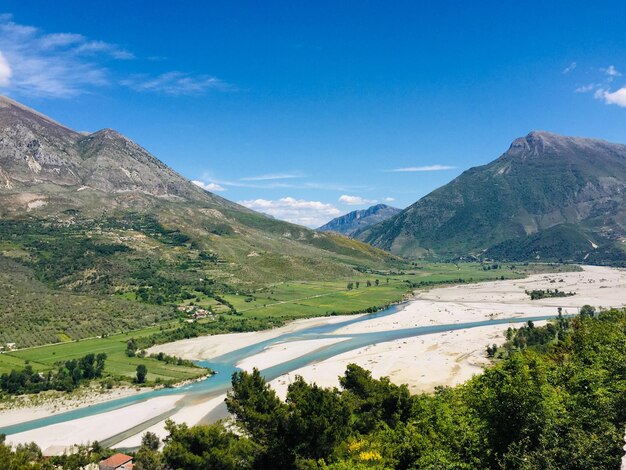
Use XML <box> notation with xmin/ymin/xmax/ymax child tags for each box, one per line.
<box><xmin>0</xmin><ymin>94</ymin><xmax>399</xmax><ymax>293</ymax></box>
<box><xmin>357</xmin><ymin>131</ymin><xmax>626</xmax><ymax>264</ymax></box>
<box><xmin>317</xmin><ymin>204</ymin><xmax>401</xmax><ymax>236</ymax></box>
<box><xmin>0</xmin><ymin>95</ymin><xmax>238</xmax><ymax>210</ymax></box>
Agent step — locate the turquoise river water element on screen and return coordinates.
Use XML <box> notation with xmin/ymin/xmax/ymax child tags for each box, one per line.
<box><xmin>0</xmin><ymin>304</ymin><xmax>562</xmax><ymax>443</ymax></box>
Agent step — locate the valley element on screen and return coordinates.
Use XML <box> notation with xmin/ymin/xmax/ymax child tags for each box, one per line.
<box><xmin>0</xmin><ymin>95</ymin><xmax>625</xmax><ymax>467</ymax></box>
<box><xmin>1</xmin><ymin>265</ymin><xmax>623</xmax><ymax>453</ymax></box>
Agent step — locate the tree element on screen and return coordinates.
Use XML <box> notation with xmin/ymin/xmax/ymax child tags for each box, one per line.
<box><xmin>135</xmin><ymin>432</ymin><xmax>164</xmax><ymax>470</ymax></box>
<box><xmin>79</xmin><ymin>353</ymin><xmax>96</xmax><ymax>379</ymax></box>
<box><xmin>375</xmin><ymin>279</ymin><xmax>380</xmax><ymax>286</ymax></box>
<box><xmin>347</xmin><ymin>282</ymin><xmax>353</xmax><ymax>290</ymax></box>
<box><xmin>135</xmin><ymin>447</ymin><xmax>164</xmax><ymax>470</ymax></box>
<box><xmin>226</xmin><ymin>369</ymin><xmax>290</xmax><ymax>467</ymax></box>
<box><xmin>580</xmin><ymin>304</ymin><xmax>596</xmax><ymax>318</ymax></box>
<box><xmin>95</xmin><ymin>353</ymin><xmax>107</xmax><ymax>377</ymax></box>
<box><xmin>142</xmin><ymin>431</ymin><xmax>161</xmax><ymax>451</ymax></box>
<box><xmin>339</xmin><ymin>364</ymin><xmax>412</xmax><ymax>433</ymax></box>
<box><xmin>355</xmin><ymin>281</ymin><xmax>360</xmax><ymax>289</ymax></box>
<box><xmin>285</xmin><ymin>376</ymin><xmax>351</xmax><ymax>460</ymax></box>
<box><xmin>162</xmin><ymin>420</ymin><xmax>257</xmax><ymax>470</ymax></box>
<box><xmin>469</xmin><ymin>353</ymin><xmax>559</xmax><ymax>467</ymax></box>
<box><xmin>136</xmin><ymin>364</ymin><xmax>148</xmax><ymax>384</ymax></box>
<box><xmin>126</xmin><ymin>338</ymin><xmax>138</xmax><ymax>357</ymax></box>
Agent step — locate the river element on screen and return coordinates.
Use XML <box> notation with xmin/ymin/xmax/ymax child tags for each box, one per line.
<box><xmin>0</xmin><ymin>302</ymin><xmax>561</xmax><ymax>445</ymax></box>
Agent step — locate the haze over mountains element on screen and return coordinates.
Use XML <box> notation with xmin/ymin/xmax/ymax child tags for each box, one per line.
<box><xmin>357</xmin><ymin>131</ymin><xmax>626</xmax><ymax>264</ymax></box>
<box><xmin>317</xmin><ymin>204</ymin><xmax>401</xmax><ymax>236</ymax></box>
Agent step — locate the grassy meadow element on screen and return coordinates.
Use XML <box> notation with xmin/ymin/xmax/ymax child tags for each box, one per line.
<box><xmin>0</xmin><ymin>326</ymin><xmax>205</xmax><ymax>384</ymax></box>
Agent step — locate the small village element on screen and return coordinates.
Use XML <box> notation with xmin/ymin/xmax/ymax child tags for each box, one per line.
<box><xmin>176</xmin><ymin>304</ymin><xmax>215</xmax><ymax>320</ymax></box>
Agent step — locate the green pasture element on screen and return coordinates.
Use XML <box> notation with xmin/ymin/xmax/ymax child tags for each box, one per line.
<box><xmin>0</xmin><ymin>327</ymin><xmax>205</xmax><ymax>383</ymax></box>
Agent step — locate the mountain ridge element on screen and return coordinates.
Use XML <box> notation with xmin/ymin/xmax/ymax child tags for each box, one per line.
<box><xmin>0</xmin><ymin>95</ymin><xmax>400</xmax><ymax>291</ymax></box>
<box><xmin>357</xmin><ymin>131</ymin><xmax>626</xmax><ymax>264</ymax></box>
<box><xmin>318</xmin><ymin>203</ymin><xmax>401</xmax><ymax>236</ymax></box>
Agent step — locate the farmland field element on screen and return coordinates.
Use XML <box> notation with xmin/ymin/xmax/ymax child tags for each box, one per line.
<box><xmin>0</xmin><ymin>327</ymin><xmax>205</xmax><ymax>383</ymax></box>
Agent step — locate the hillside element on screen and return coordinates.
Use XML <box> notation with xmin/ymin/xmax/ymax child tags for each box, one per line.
<box><xmin>0</xmin><ymin>96</ymin><xmax>406</xmax><ymax>346</ymax></box>
<box><xmin>317</xmin><ymin>204</ymin><xmax>401</xmax><ymax>236</ymax></box>
<box><xmin>357</xmin><ymin>131</ymin><xmax>626</xmax><ymax>263</ymax></box>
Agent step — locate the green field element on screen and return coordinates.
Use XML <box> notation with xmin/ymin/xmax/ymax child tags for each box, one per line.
<box><xmin>216</xmin><ymin>262</ymin><xmax>546</xmax><ymax>320</ymax></box>
<box><xmin>0</xmin><ymin>326</ymin><xmax>206</xmax><ymax>384</ymax></box>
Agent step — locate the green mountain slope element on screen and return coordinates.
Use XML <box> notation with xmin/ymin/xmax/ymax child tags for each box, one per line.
<box><xmin>0</xmin><ymin>96</ymin><xmax>407</xmax><ymax>346</ymax></box>
<box><xmin>0</xmin><ymin>95</ymin><xmax>398</xmax><ymax>285</ymax></box>
<box><xmin>357</xmin><ymin>131</ymin><xmax>626</xmax><ymax>263</ymax></box>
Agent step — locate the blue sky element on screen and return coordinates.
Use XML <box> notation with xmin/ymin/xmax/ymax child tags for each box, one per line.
<box><xmin>1</xmin><ymin>1</ymin><xmax>626</xmax><ymax>227</ymax></box>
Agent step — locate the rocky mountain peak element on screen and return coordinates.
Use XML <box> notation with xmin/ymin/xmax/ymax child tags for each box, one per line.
<box><xmin>506</xmin><ymin>131</ymin><xmax>564</xmax><ymax>158</ymax></box>
<box><xmin>0</xmin><ymin>95</ymin><xmax>233</xmax><ymax>208</ymax></box>
<box><xmin>505</xmin><ymin>131</ymin><xmax>626</xmax><ymax>163</ymax></box>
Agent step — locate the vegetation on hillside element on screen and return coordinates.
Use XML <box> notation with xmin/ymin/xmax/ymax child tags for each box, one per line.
<box><xmin>485</xmin><ymin>224</ymin><xmax>626</xmax><ymax>265</ymax></box>
<box><xmin>1</xmin><ymin>218</ymin><xmax>544</xmax><ymax>349</ymax></box>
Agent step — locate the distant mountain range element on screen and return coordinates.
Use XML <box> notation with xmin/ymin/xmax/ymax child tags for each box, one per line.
<box><xmin>318</xmin><ymin>204</ymin><xmax>401</xmax><ymax>236</ymax></box>
<box><xmin>4</xmin><ymin>94</ymin><xmax>625</xmax><ymax>269</ymax></box>
<box><xmin>357</xmin><ymin>131</ymin><xmax>626</xmax><ymax>264</ymax></box>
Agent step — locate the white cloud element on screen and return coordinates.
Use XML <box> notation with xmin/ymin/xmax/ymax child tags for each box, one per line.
<box><xmin>0</xmin><ymin>51</ymin><xmax>11</xmax><ymax>86</ymax></box>
<box><xmin>338</xmin><ymin>195</ymin><xmax>376</xmax><ymax>206</ymax></box>
<box><xmin>0</xmin><ymin>15</ymin><xmax>230</xmax><ymax>98</ymax></box>
<box><xmin>575</xmin><ymin>64</ymin><xmax>626</xmax><ymax>107</ymax></box>
<box><xmin>193</xmin><ymin>172</ymin><xmax>359</xmax><ymax>191</ymax></box>
<box><xmin>575</xmin><ymin>83</ymin><xmax>598</xmax><ymax>93</ymax></box>
<box><xmin>384</xmin><ymin>197</ymin><xmax>395</xmax><ymax>203</ymax></box>
<box><xmin>387</xmin><ymin>165</ymin><xmax>455</xmax><ymax>172</ymax></box>
<box><xmin>240</xmin><ymin>172</ymin><xmax>304</xmax><ymax>181</ymax></box>
<box><xmin>39</xmin><ymin>32</ymin><xmax>85</xmax><ymax>49</ymax></box>
<box><xmin>192</xmin><ymin>180</ymin><xmax>226</xmax><ymax>192</ymax></box>
<box><xmin>595</xmin><ymin>87</ymin><xmax>626</xmax><ymax>107</ymax></box>
<box><xmin>602</xmin><ymin>65</ymin><xmax>621</xmax><ymax>81</ymax></box>
<box><xmin>238</xmin><ymin>197</ymin><xmax>341</xmax><ymax>227</ymax></box>
<box><xmin>0</xmin><ymin>16</ymin><xmax>127</xmax><ymax>97</ymax></box>
<box><xmin>74</xmin><ymin>40</ymin><xmax>134</xmax><ymax>59</ymax></box>
<box><xmin>562</xmin><ymin>62</ymin><xmax>577</xmax><ymax>74</ymax></box>
<box><xmin>120</xmin><ymin>72</ymin><xmax>234</xmax><ymax>95</ymax></box>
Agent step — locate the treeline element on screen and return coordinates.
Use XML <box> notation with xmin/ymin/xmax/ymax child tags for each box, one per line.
<box><xmin>488</xmin><ymin>310</ymin><xmax>571</xmax><ymax>357</ymax></box>
<box><xmin>403</xmin><ymin>276</ymin><xmax>509</xmax><ymax>289</ymax></box>
<box><xmin>125</xmin><ymin>339</ymin><xmax>197</xmax><ymax>368</ymax></box>
<box><xmin>0</xmin><ymin>353</ymin><xmax>106</xmax><ymax>395</ymax></box>
<box><xmin>346</xmin><ymin>279</ymin><xmax>382</xmax><ymax>289</ymax></box>
<box><xmin>133</xmin><ymin>317</ymin><xmax>284</xmax><ymax>351</ymax></box>
<box><xmin>526</xmin><ymin>288</ymin><xmax>575</xmax><ymax>300</ymax></box>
